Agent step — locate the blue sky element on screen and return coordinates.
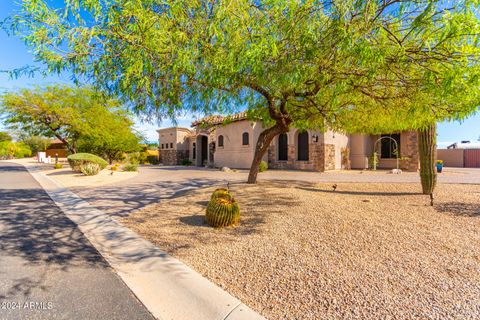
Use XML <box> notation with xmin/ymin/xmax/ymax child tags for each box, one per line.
<box><xmin>0</xmin><ymin>0</ymin><xmax>478</xmax><ymax>146</ymax></box>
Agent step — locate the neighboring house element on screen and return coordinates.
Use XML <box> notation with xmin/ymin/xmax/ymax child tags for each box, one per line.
<box><xmin>46</xmin><ymin>139</ymin><xmax>68</xmax><ymax>158</ymax></box>
<box><xmin>439</xmin><ymin>140</ymin><xmax>480</xmax><ymax>168</ymax></box>
<box><xmin>157</xmin><ymin>112</ymin><xmax>419</xmax><ymax>171</ymax></box>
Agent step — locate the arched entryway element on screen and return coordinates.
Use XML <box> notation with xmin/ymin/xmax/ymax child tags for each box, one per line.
<box><xmin>297</xmin><ymin>131</ymin><xmax>309</xmax><ymax>161</ymax></box>
<box><xmin>278</xmin><ymin>133</ymin><xmax>288</xmax><ymax>161</ymax></box>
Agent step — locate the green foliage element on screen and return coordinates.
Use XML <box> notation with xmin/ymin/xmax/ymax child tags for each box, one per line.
<box><xmin>1</xmin><ymin>85</ymin><xmax>141</xmax><ymax>159</ymax></box>
<box><xmin>80</xmin><ymin>162</ymin><xmax>101</xmax><ymax>176</ymax></box>
<box><xmin>206</xmin><ymin>191</ymin><xmax>240</xmax><ymax>228</ymax></box>
<box><xmin>0</xmin><ymin>132</ymin><xmax>12</xmax><ymax>142</ymax></box>
<box><xmin>0</xmin><ymin>141</ymin><xmax>32</xmax><ymax>159</ymax></box>
<box><xmin>20</xmin><ymin>136</ymin><xmax>50</xmax><ymax>154</ymax></box>
<box><xmin>8</xmin><ymin>1</ymin><xmax>480</xmax><ymax>128</ymax></box>
<box><xmin>67</xmin><ymin>153</ymin><xmax>108</xmax><ymax>172</ymax></box>
<box><xmin>146</xmin><ymin>155</ymin><xmax>159</xmax><ymax>165</ymax></box>
<box><xmin>110</xmin><ymin>164</ymin><xmax>119</xmax><ymax>171</ymax></box>
<box><xmin>181</xmin><ymin>159</ymin><xmax>192</xmax><ymax>166</ymax></box>
<box><xmin>258</xmin><ymin>161</ymin><xmax>268</xmax><ymax>173</ymax></box>
<box><xmin>126</xmin><ymin>152</ymin><xmax>148</xmax><ymax>165</ymax></box>
<box><xmin>54</xmin><ymin>163</ymin><xmax>63</xmax><ymax>169</ymax></box>
<box><xmin>122</xmin><ymin>163</ymin><xmax>138</xmax><ymax>172</ymax></box>
<box><xmin>369</xmin><ymin>152</ymin><xmax>379</xmax><ymax>170</ymax></box>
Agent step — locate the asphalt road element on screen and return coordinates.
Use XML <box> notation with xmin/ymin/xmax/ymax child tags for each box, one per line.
<box><xmin>0</xmin><ymin>162</ymin><xmax>154</xmax><ymax>320</ymax></box>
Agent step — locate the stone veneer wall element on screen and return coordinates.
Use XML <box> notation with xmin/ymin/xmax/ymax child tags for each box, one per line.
<box><xmin>268</xmin><ymin>143</ymin><xmax>336</xmax><ymax>172</ymax></box>
<box><xmin>402</xmin><ymin>131</ymin><xmax>419</xmax><ymax>171</ymax></box>
<box><xmin>160</xmin><ymin>150</ymin><xmax>189</xmax><ymax>165</ymax></box>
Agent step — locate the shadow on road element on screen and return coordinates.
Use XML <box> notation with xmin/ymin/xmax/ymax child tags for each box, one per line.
<box><xmin>0</xmin><ymin>188</ymin><xmax>107</xmax><ymax>267</ymax></box>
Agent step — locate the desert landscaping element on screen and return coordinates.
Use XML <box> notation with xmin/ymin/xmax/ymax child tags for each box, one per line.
<box><xmin>123</xmin><ymin>181</ymin><xmax>480</xmax><ymax>320</ymax></box>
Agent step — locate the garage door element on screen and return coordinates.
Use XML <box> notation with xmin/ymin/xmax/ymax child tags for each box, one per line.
<box><xmin>464</xmin><ymin>149</ymin><xmax>480</xmax><ymax>168</ymax></box>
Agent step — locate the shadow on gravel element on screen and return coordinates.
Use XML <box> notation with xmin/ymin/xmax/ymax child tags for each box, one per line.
<box><xmin>72</xmin><ymin>178</ymin><xmax>231</xmax><ymax>217</ymax></box>
<box><xmin>435</xmin><ymin>202</ymin><xmax>480</xmax><ymax>217</ymax></box>
<box><xmin>297</xmin><ymin>187</ymin><xmax>420</xmax><ymax>196</ymax></box>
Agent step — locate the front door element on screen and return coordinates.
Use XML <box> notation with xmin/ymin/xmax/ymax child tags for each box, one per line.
<box><xmin>201</xmin><ymin>136</ymin><xmax>208</xmax><ymax>166</ymax></box>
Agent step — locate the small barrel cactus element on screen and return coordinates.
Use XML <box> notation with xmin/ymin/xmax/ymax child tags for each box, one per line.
<box><xmin>206</xmin><ymin>195</ymin><xmax>240</xmax><ymax>228</ymax></box>
<box><xmin>210</xmin><ymin>188</ymin><xmax>233</xmax><ymax>201</ymax></box>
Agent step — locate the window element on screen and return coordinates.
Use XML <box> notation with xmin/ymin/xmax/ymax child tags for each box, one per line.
<box><xmin>192</xmin><ymin>143</ymin><xmax>196</xmax><ymax>159</ymax></box>
<box><xmin>242</xmin><ymin>132</ymin><xmax>249</xmax><ymax>146</ymax></box>
<box><xmin>380</xmin><ymin>134</ymin><xmax>400</xmax><ymax>159</ymax></box>
<box><xmin>218</xmin><ymin>135</ymin><xmax>224</xmax><ymax>147</ymax></box>
<box><xmin>170</xmin><ymin>143</ymin><xmax>173</xmax><ymax>149</ymax></box>
<box><xmin>297</xmin><ymin>131</ymin><xmax>309</xmax><ymax>161</ymax></box>
<box><xmin>161</xmin><ymin>144</ymin><xmax>164</xmax><ymax>149</ymax></box>
<box><xmin>278</xmin><ymin>133</ymin><xmax>288</xmax><ymax>161</ymax></box>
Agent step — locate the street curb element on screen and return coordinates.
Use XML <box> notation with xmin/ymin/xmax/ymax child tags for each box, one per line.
<box><xmin>20</xmin><ymin>161</ymin><xmax>265</xmax><ymax>320</ymax></box>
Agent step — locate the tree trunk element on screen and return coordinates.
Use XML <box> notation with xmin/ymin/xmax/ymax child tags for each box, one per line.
<box><xmin>418</xmin><ymin>123</ymin><xmax>437</xmax><ymax>201</ymax></box>
<box><xmin>247</xmin><ymin>122</ymin><xmax>289</xmax><ymax>184</ymax></box>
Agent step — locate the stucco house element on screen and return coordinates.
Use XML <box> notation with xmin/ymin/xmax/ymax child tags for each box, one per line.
<box><xmin>157</xmin><ymin>112</ymin><xmax>419</xmax><ymax>171</ymax></box>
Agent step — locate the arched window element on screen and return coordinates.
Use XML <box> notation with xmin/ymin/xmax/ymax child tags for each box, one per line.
<box><xmin>297</xmin><ymin>131</ymin><xmax>309</xmax><ymax>161</ymax></box>
<box><xmin>218</xmin><ymin>135</ymin><xmax>224</xmax><ymax>147</ymax></box>
<box><xmin>242</xmin><ymin>132</ymin><xmax>249</xmax><ymax>145</ymax></box>
<box><xmin>278</xmin><ymin>133</ymin><xmax>288</xmax><ymax>161</ymax></box>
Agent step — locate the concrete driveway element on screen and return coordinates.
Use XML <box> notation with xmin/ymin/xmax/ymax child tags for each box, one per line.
<box><xmin>69</xmin><ymin>165</ymin><xmax>480</xmax><ymax>218</ymax></box>
<box><xmin>0</xmin><ymin>162</ymin><xmax>153</xmax><ymax>320</ymax></box>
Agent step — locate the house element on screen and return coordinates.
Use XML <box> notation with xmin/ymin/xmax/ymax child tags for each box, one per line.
<box><xmin>439</xmin><ymin>140</ymin><xmax>480</xmax><ymax>168</ymax></box>
<box><xmin>157</xmin><ymin>113</ymin><xmax>419</xmax><ymax>171</ymax></box>
<box><xmin>45</xmin><ymin>139</ymin><xmax>68</xmax><ymax>158</ymax></box>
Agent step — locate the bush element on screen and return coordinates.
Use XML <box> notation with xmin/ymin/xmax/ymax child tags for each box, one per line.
<box><xmin>110</xmin><ymin>164</ymin><xmax>119</xmax><ymax>171</ymax></box>
<box><xmin>54</xmin><ymin>163</ymin><xmax>63</xmax><ymax>169</ymax></box>
<box><xmin>146</xmin><ymin>155</ymin><xmax>159</xmax><ymax>164</ymax></box>
<box><xmin>0</xmin><ymin>141</ymin><xmax>32</xmax><ymax>159</ymax></box>
<box><xmin>181</xmin><ymin>159</ymin><xmax>192</xmax><ymax>166</ymax></box>
<box><xmin>80</xmin><ymin>162</ymin><xmax>101</xmax><ymax>176</ymax></box>
<box><xmin>123</xmin><ymin>163</ymin><xmax>138</xmax><ymax>172</ymax></box>
<box><xmin>259</xmin><ymin>160</ymin><xmax>268</xmax><ymax>172</ymax></box>
<box><xmin>68</xmin><ymin>153</ymin><xmax>108</xmax><ymax>172</ymax></box>
<box><xmin>205</xmin><ymin>190</ymin><xmax>240</xmax><ymax>228</ymax></box>
<box><xmin>127</xmin><ymin>151</ymin><xmax>148</xmax><ymax>164</ymax></box>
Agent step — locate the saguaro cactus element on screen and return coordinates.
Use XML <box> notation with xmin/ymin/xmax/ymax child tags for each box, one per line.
<box><xmin>418</xmin><ymin>124</ymin><xmax>437</xmax><ymax>204</ymax></box>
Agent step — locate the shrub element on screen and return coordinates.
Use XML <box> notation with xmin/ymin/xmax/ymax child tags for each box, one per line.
<box><xmin>80</xmin><ymin>162</ymin><xmax>101</xmax><ymax>176</ymax></box>
<box><xmin>110</xmin><ymin>164</ymin><xmax>119</xmax><ymax>171</ymax></box>
<box><xmin>259</xmin><ymin>160</ymin><xmax>268</xmax><ymax>172</ymax></box>
<box><xmin>146</xmin><ymin>155</ymin><xmax>159</xmax><ymax>164</ymax></box>
<box><xmin>181</xmin><ymin>159</ymin><xmax>192</xmax><ymax>166</ymax></box>
<box><xmin>123</xmin><ymin>163</ymin><xmax>138</xmax><ymax>172</ymax></box>
<box><xmin>68</xmin><ymin>153</ymin><xmax>108</xmax><ymax>172</ymax></box>
<box><xmin>0</xmin><ymin>141</ymin><xmax>32</xmax><ymax>159</ymax></box>
<box><xmin>205</xmin><ymin>194</ymin><xmax>240</xmax><ymax>228</ymax></box>
<box><xmin>127</xmin><ymin>151</ymin><xmax>148</xmax><ymax>164</ymax></box>
<box><xmin>54</xmin><ymin>163</ymin><xmax>63</xmax><ymax>169</ymax></box>
<box><xmin>210</xmin><ymin>188</ymin><xmax>233</xmax><ymax>201</ymax></box>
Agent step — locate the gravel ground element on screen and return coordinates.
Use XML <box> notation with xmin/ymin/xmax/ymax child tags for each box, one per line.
<box><xmin>122</xmin><ymin>182</ymin><xmax>480</xmax><ymax>320</ymax></box>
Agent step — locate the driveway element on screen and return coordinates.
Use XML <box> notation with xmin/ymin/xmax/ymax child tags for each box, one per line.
<box><xmin>0</xmin><ymin>162</ymin><xmax>153</xmax><ymax>320</ymax></box>
<box><xmin>69</xmin><ymin>165</ymin><xmax>480</xmax><ymax>218</ymax></box>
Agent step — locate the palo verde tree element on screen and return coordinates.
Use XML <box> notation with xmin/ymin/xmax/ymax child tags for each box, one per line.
<box><xmin>0</xmin><ymin>85</ymin><xmax>141</xmax><ymax>158</ymax></box>
<box><xmin>6</xmin><ymin>0</ymin><xmax>480</xmax><ymax>183</ymax></box>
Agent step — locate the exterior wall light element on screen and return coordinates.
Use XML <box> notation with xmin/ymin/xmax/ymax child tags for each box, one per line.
<box><xmin>312</xmin><ymin>134</ymin><xmax>319</xmax><ymax>143</ymax></box>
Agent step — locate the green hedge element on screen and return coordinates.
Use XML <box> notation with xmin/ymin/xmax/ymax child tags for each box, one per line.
<box><xmin>67</xmin><ymin>153</ymin><xmax>108</xmax><ymax>172</ymax></box>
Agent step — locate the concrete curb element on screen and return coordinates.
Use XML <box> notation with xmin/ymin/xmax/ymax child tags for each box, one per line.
<box><xmin>20</xmin><ymin>161</ymin><xmax>265</xmax><ymax>320</ymax></box>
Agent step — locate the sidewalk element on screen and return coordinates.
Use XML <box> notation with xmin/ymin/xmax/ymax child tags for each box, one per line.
<box><xmin>20</xmin><ymin>160</ymin><xmax>265</xmax><ymax>320</ymax></box>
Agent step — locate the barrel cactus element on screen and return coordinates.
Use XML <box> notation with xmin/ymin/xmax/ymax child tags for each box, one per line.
<box><xmin>206</xmin><ymin>192</ymin><xmax>240</xmax><ymax>227</ymax></box>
